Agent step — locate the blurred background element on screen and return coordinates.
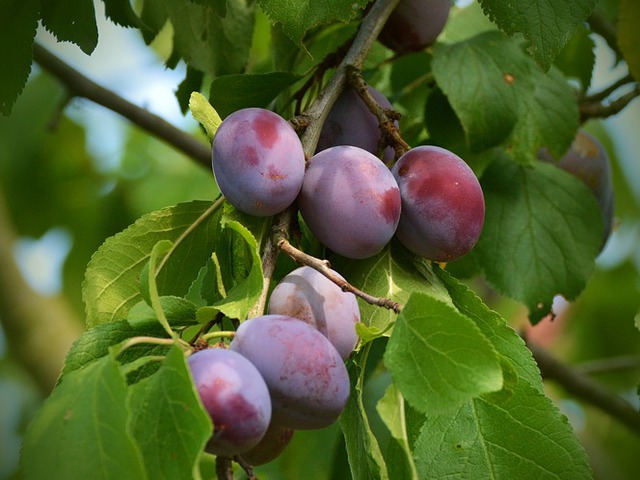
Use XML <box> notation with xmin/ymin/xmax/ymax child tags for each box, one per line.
<box><xmin>1</xmin><ymin>1</ymin><xmax>639</xmax><ymax>479</ymax></box>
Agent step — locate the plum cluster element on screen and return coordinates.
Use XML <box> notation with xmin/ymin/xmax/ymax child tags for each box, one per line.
<box><xmin>212</xmin><ymin>106</ymin><xmax>485</xmax><ymax>263</ymax></box>
<box><xmin>188</xmin><ymin>266</ymin><xmax>360</xmax><ymax>465</ymax></box>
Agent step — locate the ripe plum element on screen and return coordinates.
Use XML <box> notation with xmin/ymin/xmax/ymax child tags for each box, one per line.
<box><xmin>298</xmin><ymin>146</ymin><xmax>401</xmax><ymax>259</ymax></box>
<box><xmin>268</xmin><ymin>266</ymin><xmax>360</xmax><ymax>359</ymax></box>
<box><xmin>212</xmin><ymin>108</ymin><xmax>305</xmax><ymax>216</ymax></box>
<box><xmin>230</xmin><ymin>315</ymin><xmax>350</xmax><ymax>430</ymax></box>
<box><xmin>187</xmin><ymin>348</ymin><xmax>272</xmax><ymax>456</ymax></box>
<box><xmin>379</xmin><ymin>0</ymin><xmax>451</xmax><ymax>53</ymax></box>
<box><xmin>317</xmin><ymin>86</ymin><xmax>396</xmax><ymax>163</ymax></box>
<box><xmin>391</xmin><ymin>145</ymin><xmax>485</xmax><ymax>262</ymax></box>
<box><xmin>239</xmin><ymin>423</ymin><xmax>294</xmax><ymax>466</ymax></box>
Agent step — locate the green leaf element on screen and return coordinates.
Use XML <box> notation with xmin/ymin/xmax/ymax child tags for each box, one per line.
<box><xmin>258</xmin><ymin>0</ymin><xmax>368</xmax><ymax>49</ymax></box>
<box><xmin>61</xmin><ymin>320</ymin><xmax>170</xmax><ymax>378</ymax></box>
<box><xmin>475</xmin><ymin>158</ymin><xmax>603</xmax><ymax>323</ymax></box>
<box><xmin>140</xmin><ymin>0</ymin><xmax>168</xmax><ymax>44</ymax></box>
<box><xmin>163</xmin><ymin>0</ymin><xmax>254</xmax><ymax>76</ymax></box>
<box><xmin>101</xmin><ymin>0</ymin><xmax>144</xmax><ymax>28</ymax></box>
<box><xmin>618</xmin><ymin>0</ymin><xmax>640</xmax><ymax>81</ymax></box>
<box><xmin>0</xmin><ymin>0</ymin><xmax>39</xmax><ymax>116</ymax></box>
<box><xmin>385</xmin><ymin>293</ymin><xmax>503</xmax><ymax>414</ymax></box>
<box><xmin>333</xmin><ymin>241</ymin><xmax>452</xmax><ymax>340</ymax></box>
<box><xmin>129</xmin><ymin>346</ymin><xmax>212</xmax><ymax>480</ymax></box>
<box><xmin>412</xmin><ymin>380</ymin><xmax>592</xmax><ymax>479</ymax></box>
<box><xmin>431</xmin><ymin>32</ymin><xmax>529</xmax><ymax>152</ymax></box>
<box><xmin>340</xmin><ymin>346</ymin><xmax>389</xmax><ymax>480</ymax></box>
<box><xmin>40</xmin><ymin>0</ymin><xmax>98</xmax><ymax>54</ymax></box>
<box><xmin>210</xmin><ymin>207</ymin><xmax>266</xmax><ymax>320</ymax></box>
<box><xmin>189</xmin><ymin>92</ymin><xmax>222</xmax><ymax>142</ymax></box>
<box><xmin>507</xmin><ymin>66</ymin><xmax>579</xmax><ymax>162</ymax></box>
<box><xmin>376</xmin><ymin>384</ymin><xmax>418</xmax><ymax>480</ymax></box>
<box><xmin>553</xmin><ymin>25</ymin><xmax>595</xmax><ymax>91</ymax></box>
<box><xmin>127</xmin><ymin>296</ymin><xmax>198</xmax><ymax>327</ymax></box>
<box><xmin>23</xmin><ymin>356</ymin><xmax>147</xmax><ymax>479</ymax></box>
<box><xmin>435</xmin><ymin>267</ymin><xmax>544</xmax><ymax>392</ymax></box>
<box><xmin>479</xmin><ymin>0</ymin><xmax>598</xmax><ymax>71</ymax></box>
<box><xmin>83</xmin><ymin>200</ymin><xmax>221</xmax><ymax>328</ymax></box>
<box><xmin>209</xmin><ymin>71</ymin><xmax>303</xmax><ymax>119</ymax></box>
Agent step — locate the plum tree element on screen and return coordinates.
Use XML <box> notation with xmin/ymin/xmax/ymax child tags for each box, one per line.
<box><xmin>230</xmin><ymin>315</ymin><xmax>350</xmax><ymax>430</ymax></box>
<box><xmin>212</xmin><ymin>108</ymin><xmax>305</xmax><ymax>216</ymax></box>
<box><xmin>187</xmin><ymin>348</ymin><xmax>272</xmax><ymax>456</ymax></box>
<box><xmin>391</xmin><ymin>145</ymin><xmax>485</xmax><ymax>262</ymax></box>
<box><xmin>538</xmin><ymin>130</ymin><xmax>615</xmax><ymax>246</ymax></box>
<box><xmin>239</xmin><ymin>423</ymin><xmax>294</xmax><ymax>466</ymax></box>
<box><xmin>298</xmin><ymin>145</ymin><xmax>401</xmax><ymax>259</ymax></box>
<box><xmin>268</xmin><ymin>266</ymin><xmax>360</xmax><ymax>359</ymax></box>
<box><xmin>316</xmin><ymin>86</ymin><xmax>396</xmax><ymax>163</ymax></box>
<box><xmin>379</xmin><ymin>0</ymin><xmax>452</xmax><ymax>53</ymax></box>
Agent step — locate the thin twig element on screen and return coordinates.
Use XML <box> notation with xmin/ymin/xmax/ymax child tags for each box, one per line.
<box><xmin>32</xmin><ymin>43</ymin><xmax>212</xmax><ymax>168</ymax></box>
<box><xmin>347</xmin><ymin>65</ymin><xmax>410</xmax><ymax>159</ymax></box>
<box><xmin>582</xmin><ymin>74</ymin><xmax>635</xmax><ymax>103</ymax></box>
<box><xmin>528</xmin><ymin>342</ymin><xmax>640</xmax><ymax>435</ymax></box>
<box><xmin>580</xmin><ymin>84</ymin><xmax>640</xmax><ymax>121</ymax></box>
<box><xmin>216</xmin><ymin>456</ymin><xmax>234</xmax><ymax>480</ymax></box>
<box><xmin>574</xmin><ymin>355</ymin><xmax>640</xmax><ymax>375</ymax></box>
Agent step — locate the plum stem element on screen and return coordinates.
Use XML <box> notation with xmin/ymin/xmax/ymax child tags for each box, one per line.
<box><xmin>346</xmin><ymin>65</ymin><xmax>411</xmax><ymax>160</ymax></box>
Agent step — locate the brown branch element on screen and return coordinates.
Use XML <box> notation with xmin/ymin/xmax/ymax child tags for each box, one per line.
<box><xmin>32</xmin><ymin>43</ymin><xmax>212</xmax><ymax>168</ymax></box>
<box><xmin>528</xmin><ymin>342</ymin><xmax>640</xmax><ymax>435</ymax></box>
<box><xmin>582</xmin><ymin>74</ymin><xmax>635</xmax><ymax>103</ymax></box>
<box><xmin>215</xmin><ymin>456</ymin><xmax>234</xmax><ymax>480</ymax></box>
<box><xmin>588</xmin><ymin>10</ymin><xmax>621</xmax><ymax>58</ymax></box>
<box><xmin>580</xmin><ymin>84</ymin><xmax>640</xmax><ymax>121</ymax></box>
<box><xmin>347</xmin><ymin>65</ymin><xmax>410</xmax><ymax>160</ymax></box>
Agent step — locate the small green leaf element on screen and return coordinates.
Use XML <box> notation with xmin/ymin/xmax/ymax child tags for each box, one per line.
<box><xmin>413</xmin><ymin>380</ymin><xmax>592</xmax><ymax>479</ymax></box>
<box><xmin>129</xmin><ymin>346</ymin><xmax>212</xmax><ymax>480</ymax></box>
<box><xmin>189</xmin><ymin>92</ymin><xmax>222</xmax><ymax>142</ymax></box>
<box><xmin>83</xmin><ymin>200</ymin><xmax>222</xmax><ymax>327</ymax></box>
<box><xmin>0</xmin><ymin>0</ymin><xmax>39</xmax><ymax>116</ymax></box>
<box><xmin>479</xmin><ymin>0</ymin><xmax>597</xmax><ymax>71</ymax></box>
<box><xmin>258</xmin><ymin>0</ymin><xmax>367</xmax><ymax>49</ymax></box>
<box><xmin>553</xmin><ymin>25</ymin><xmax>595</xmax><ymax>91</ymax></box>
<box><xmin>618</xmin><ymin>0</ymin><xmax>640</xmax><ymax>81</ymax></box>
<box><xmin>209</xmin><ymin>71</ymin><xmax>303</xmax><ymax>119</ymax></box>
<box><xmin>385</xmin><ymin>293</ymin><xmax>503</xmax><ymax>414</ymax></box>
<box><xmin>475</xmin><ymin>158</ymin><xmax>603</xmax><ymax>323</ymax></box>
<box><xmin>128</xmin><ymin>296</ymin><xmax>198</xmax><ymax>327</ymax></box>
<box><xmin>23</xmin><ymin>356</ymin><xmax>147</xmax><ymax>479</ymax></box>
<box><xmin>102</xmin><ymin>0</ymin><xmax>144</xmax><ymax>28</ymax></box>
<box><xmin>340</xmin><ymin>346</ymin><xmax>389</xmax><ymax>480</ymax></box>
<box><xmin>41</xmin><ymin>0</ymin><xmax>98</xmax><ymax>54</ymax></box>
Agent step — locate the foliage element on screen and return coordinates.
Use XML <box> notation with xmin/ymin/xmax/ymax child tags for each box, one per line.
<box><xmin>1</xmin><ymin>0</ymin><xmax>640</xmax><ymax>479</ymax></box>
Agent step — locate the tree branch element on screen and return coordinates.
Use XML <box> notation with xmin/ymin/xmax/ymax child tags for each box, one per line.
<box><xmin>580</xmin><ymin>84</ymin><xmax>640</xmax><ymax>121</ymax></box>
<box><xmin>0</xmin><ymin>187</ymin><xmax>84</xmax><ymax>393</ymax></box>
<box><xmin>582</xmin><ymin>74</ymin><xmax>635</xmax><ymax>103</ymax></box>
<box><xmin>528</xmin><ymin>342</ymin><xmax>640</xmax><ymax>435</ymax></box>
<box><xmin>32</xmin><ymin>43</ymin><xmax>212</xmax><ymax>168</ymax></box>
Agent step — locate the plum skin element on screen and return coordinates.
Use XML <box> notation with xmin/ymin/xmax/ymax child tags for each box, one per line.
<box><xmin>212</xmin><ymin>107</ymin><xmax>305</xmax><ymax>216</ymax></box>
<box><xmin>230</xmin><ymin>314</ymin><xmax>350</xmax><ymax>430</ymax></box>
<box><xmin>268</xmin><ymin>266</ymin><xmax>360</xmax><ymax>360</ymax></box>
<box><xmin>298</xmin><ymin>146</ymin><xmax>401</xmax><ymax>259</ymax></box>
<box><xmin>391</xmin><ymin>146</ymin><xmax>485</xmax><ymax>262</ymax></box>
<box><xmin>187</xmin><ymin>348</ymin><xmax>272</xmax><ymax>456</ymax></box>
<box><xmin>239</xmin><ymin>423</ymin><xmax>294</xmax><ymax>466</ymax></box>
<box><xmin>379</xmin><ymin>0</ymin><xmax>452</xmax><ymax>53</ymax></box>
<box><xmin>317</xmin><ymin>86</ymin><xmax>396</xmax><ymax>163</ymax></box>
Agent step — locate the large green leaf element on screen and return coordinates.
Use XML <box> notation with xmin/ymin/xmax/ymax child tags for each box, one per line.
<box><xmin>0</xmin><ymin>0</ymin><xmax>39</xmax><ymax>116</ymax></box>
<box><xmin>83</xmin><ymin>200</ymin><xmax>221</xmax><ymax>328</ymax></box>
<box><xmin>552</xmin><ymin>25</ymin><xmax>595</xmax><ymax>91</ymax></box>
<box><xmin>412</xmin><ymin>380</ymin><xmax>592</xmax><ymax>479</ymax></box>
<box><xmin>333</xmin><ymin>242</ymin><xmax>451</xmax><ymax>341</ymax></box>
<box><xmin>618</xmin><ymin>0</ymin><xmax>640</xmax><ymax>81</ymax></box>
<box><xmin>210</xmin><ymin>71</ymin><xmax>303</xmax><ymax>118</ymax></box>
<box><xmin>41</xmin><ymin>0</ymin><xmax>98</xmax><ymax>54</ymax></box>
<box><xmin>258</xmin><ymin>0</ymin><xmax>368</xmax><ymax>48</ymax></box>
<box><xmin>479</xmin><ymin>0</ymin><xmax>598</xmax><ymax>71</ymax></box>
<box><xmin>385</xmin><ymin>294</ymin><xmax>503</xmax><ymax>415</ymax></box>
<box><xmin>102</xmin><ymin>0</ymin><xmax>144</xmax><ymax>28</ymax></box>
<box><xmin>22</xmin><ymin>356</ymin><xmax>147</xmax><ymax>480</ymax></box>
<box><xmin>476</xmin><ymin>158</ymin><xmax>603</xmax><ymax>323</ymax></box>
<box><xmin>163</xmin><ymin>0</ymin><xmax>254</xmax><ymax>76</ymax></box>
<box><xmin>129</xmin><ymin>346</ymin><xmax>212</xmax><ymax>480</ymax></box>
